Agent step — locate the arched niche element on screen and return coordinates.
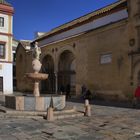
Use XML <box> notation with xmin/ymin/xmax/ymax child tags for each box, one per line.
<box><xmin>58</xmin><ymin>50</ymin><xmax>76</xmax><ymax>94</ymax></box>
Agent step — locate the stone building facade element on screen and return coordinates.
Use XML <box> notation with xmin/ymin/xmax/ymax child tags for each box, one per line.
<box><xmin>0</xmin><ymin>0</ymin><xmax>14</xmax><ymax>94</ymax></box>
<box><xmin>16</xmin><ymin>0</ymin><xmax>140</xmax><ymax>100</ymax></box>
<box><xmin>16</xmin><ymin>40</ymin><xmax>33</xmax><ymax>92</ymax></box>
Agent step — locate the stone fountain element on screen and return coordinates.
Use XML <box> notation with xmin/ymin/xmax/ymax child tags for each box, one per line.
<box><xmin>26</xmin><ymin>42</ymin><xmax>48</xmax><ymax>96</ymax></box>
<box><xmin>5</xmin><ymin>42</ymin><xmax>65</xmax><ymax>111</ymax></box>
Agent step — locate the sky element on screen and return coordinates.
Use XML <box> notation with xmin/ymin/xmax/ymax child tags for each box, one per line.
<box><xmin>7</xmin><ymin>0</ymin><xmax>118</xmax><ymax>40</ymax></box>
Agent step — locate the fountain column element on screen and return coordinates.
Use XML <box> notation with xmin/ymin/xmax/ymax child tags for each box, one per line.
<box><xmin>34</xmin><ymin>80</ymin><xmax>40</xmax><ymax>96</ymax></box>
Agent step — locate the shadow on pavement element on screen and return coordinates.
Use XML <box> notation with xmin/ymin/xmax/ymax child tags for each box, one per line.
<box><xmin>67</xmin><ymin>97</ymin><xmax>140</xmax><ymax>109</ymax></box>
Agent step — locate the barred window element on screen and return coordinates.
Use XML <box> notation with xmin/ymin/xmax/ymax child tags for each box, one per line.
<box><xmin>0</xmin><ymin>44</ymin><xmax>5</xmax><ymax>58</ymax></box>
<box><xmin>0</xmin><ymin>17</ymin><xmax>4</xmax><ymax>27</ymax></box>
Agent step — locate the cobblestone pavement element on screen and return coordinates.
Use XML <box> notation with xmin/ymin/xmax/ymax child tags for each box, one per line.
<box><xmin>0</xmin><ymin>101</ymin><xmax>140</xmax><ymax>140</ymax></box>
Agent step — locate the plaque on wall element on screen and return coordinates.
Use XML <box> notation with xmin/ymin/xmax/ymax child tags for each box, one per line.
<box><xmin>100</xmin><ymin>53</ymin><xmax>112</xmax><ymax>64</ymax></box>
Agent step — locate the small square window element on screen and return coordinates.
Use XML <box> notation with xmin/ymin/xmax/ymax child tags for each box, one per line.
<box><xmin>0</xmin><ymin>17</ymin><xmax>4</xmax><ymax>27</ymax></box>
<box><xmin>100</xmin><ymin>53</ymin><xmax>112</xmax><ymax>64</ymax></box>
<box><xmin>0</xmin><ymin>43</ymin><xmax>5</xmax><ymax>58</ymax></box>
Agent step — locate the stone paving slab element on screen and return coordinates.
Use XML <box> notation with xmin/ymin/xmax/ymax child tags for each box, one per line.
<box><xmin>0</xmin><ymin>101</ymin><xmax>140</xmax><ymax>139</ymax></box>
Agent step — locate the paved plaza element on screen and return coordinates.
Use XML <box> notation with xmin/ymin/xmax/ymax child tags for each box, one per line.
<box><xmin>0</xmin><ymin>101</ymin><xmax>139</xmax><ymax>140</ymax></box>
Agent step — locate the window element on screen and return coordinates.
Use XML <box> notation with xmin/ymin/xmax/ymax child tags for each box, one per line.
<box><xmin>100</xmin><ymin>53</ymin><xmax>112</xmax><ymax>64</ymax></box>
<box><xmin>0</xmin><ymin>43</ymin><xmax>5</xmax><ymax>58</ymax></box>
<box><xmin>0</xmin><ymin>77</ymin><xmax>3</xmax><ymax>92</ymax></box>
<box><xmin>0</xmin><ymin>17</ymin><xmax>4</xmax><ymax>27</ymax></box>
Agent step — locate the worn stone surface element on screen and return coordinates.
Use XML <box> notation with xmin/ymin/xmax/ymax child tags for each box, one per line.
<box><xmin>24</xmin><ymin>97</ymin><xmax>35</xmax><ymax>111</ymax></box>
<box><xmin>35</xmin><ymin>97</ymin><xmax>44</xmax><ymax>111</ymax></box>
<box><xmin>5</xmin><ymin>95</ymin><xmax>66</xmax><ymax>111</ymax></box>
<box><xmin>16</xmin><ymin>96</ymin><xmax>24</xmax><ymax>110</ymax></box>
<box><xmin>0</xmin><ymin>101</ymin><xmax>140</xmax><ymax>140</ymax></box>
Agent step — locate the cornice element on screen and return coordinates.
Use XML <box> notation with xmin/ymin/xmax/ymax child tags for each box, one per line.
<box><xmin>0</xmin><ymin>4</ymin><xmax>14</xmax><ymax>15</ymax></box>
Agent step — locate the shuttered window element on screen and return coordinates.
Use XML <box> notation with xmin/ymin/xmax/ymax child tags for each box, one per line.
<box><xmin>0</xmin><ymin>77</ymin><xmax>3</xmax><ymax>92</ymax></box>
<box><xmin>0</xmin><ymin>17</ymin><xmax>4</xmax><ymax>27</ymax></box>
<box><xmin>0</xmin><ymin>43</ymin><xmax>5</xmax><ymax>58</ymax></box>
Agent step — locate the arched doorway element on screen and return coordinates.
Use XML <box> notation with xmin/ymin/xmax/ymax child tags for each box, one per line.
<box><xmin>58</xmin><ymin>50</ymin><xmax>76</xmax><ymax>94</ymax></box>
<box><xmin>41</xmin><ymin>55</ymin><xmax>55</xmax><ymax>93</ymax></box>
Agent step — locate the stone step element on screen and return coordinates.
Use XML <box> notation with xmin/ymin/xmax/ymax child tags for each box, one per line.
<box><xmin>0</xmin><ymin>113</ymin><xmax>43</xmax><ymax>119</ymax></box>
<box><xmin>0</xmin><ymin>105</ymin><xmax>75</xmax><ymax>115</ymax></box>
<box><xmin>0</xmin><ymin>111</ymin><xmax>84</xmax><ymax>120</ymax></box>
<box><xmin>54</xmin><ymin>108</ymin><xmax>75</xmax><ymax>114</ymax></box>
<box><xmin>0</xmin><ymin>109</ymin><xmax>76</xmax><ymax>116</ymax></box>
<box><xmin>54</xmin><ymin>111</ymin><xmax>84</xmax><ymax>120</ymax></box>
<box><xmin>0</xmin><ymin>105</ymin><xmax>85</xmax><ymax>120</ymax></box>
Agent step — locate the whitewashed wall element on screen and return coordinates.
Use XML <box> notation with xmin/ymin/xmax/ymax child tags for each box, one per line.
<box><xmin>0</xmin><ymin>63</ymin><xmax>13</xmax><ymax>94</ymax></box>
<box><xmin>40</xmin><ymin>9</ymin><xmax>128</xmax><ymax>47</ymax></box>
<box><xmin>0</xmin><ymin>12</ymin><xmax>13</xmax><ymax>94</ymax></box>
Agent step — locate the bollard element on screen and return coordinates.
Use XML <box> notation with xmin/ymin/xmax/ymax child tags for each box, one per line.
<box><xmin>47</xmin><ymin>107</ymin><xmax>54</xmax><ymax>121</ymax></box>
<box><xmin>84</xmin><ymin>99</ymin><xmax>91</xmax><ymax>117</ymax></box>
<box><xmin>44</xmin><ymin>96</ymin><xmax>54</xmax><ymax>121</ymax></box>
<box><xmin>85</xmin><ymin>99</ymin><xmax>89</xmax><ymax>106</ymax></box>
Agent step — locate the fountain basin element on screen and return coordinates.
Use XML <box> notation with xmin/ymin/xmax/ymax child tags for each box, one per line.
<box><xmin>26</xmin><ymin>73</ymin><xmax>48</xmax><ymax>97</ymax></box>
<box><xmin>26</xmin><ymin>73</ymin><xmax>48</xmax><ymax>81</ymax></box>
<box><xmin>5</xmin><ymin>94</ymin><xmax>66</xmax><ymax>111</ymax></box>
